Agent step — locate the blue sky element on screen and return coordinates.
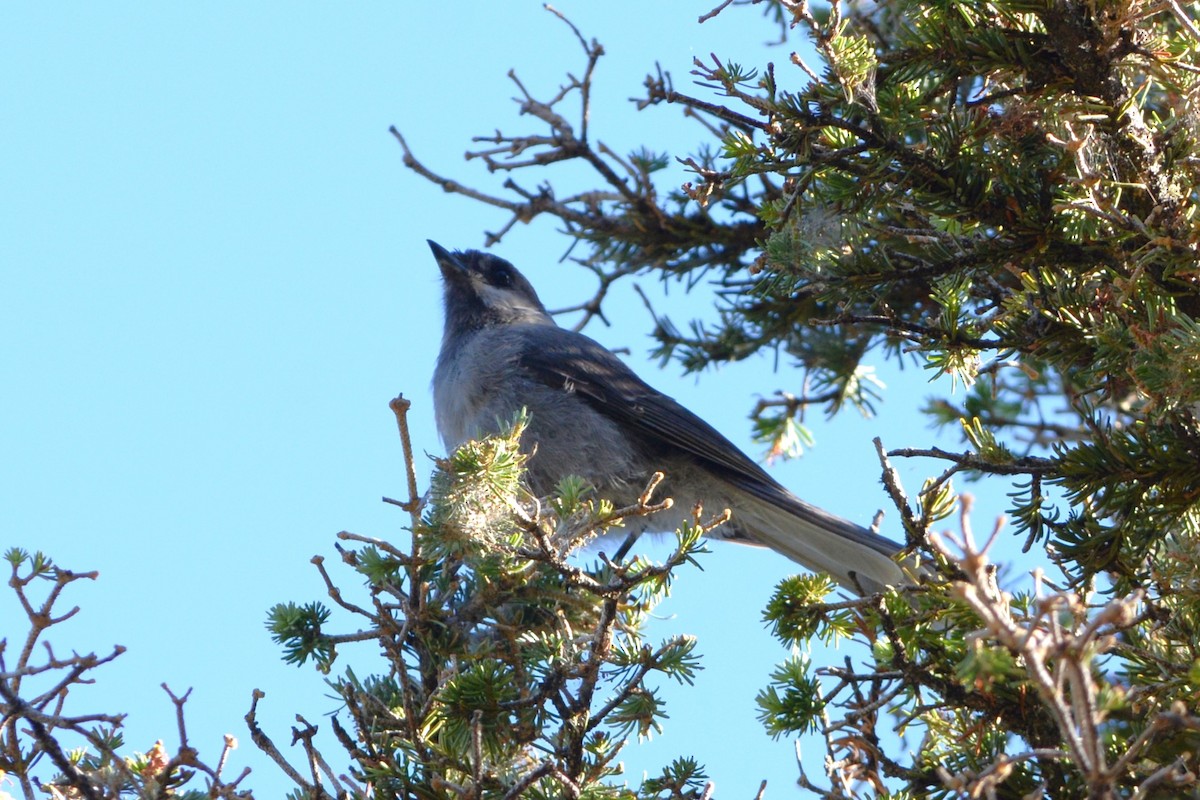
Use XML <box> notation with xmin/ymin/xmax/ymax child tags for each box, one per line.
<box><xmin>3</xmin><ymin>5</ymin><xmax>1027</xmax><ymax>796</ymax></box>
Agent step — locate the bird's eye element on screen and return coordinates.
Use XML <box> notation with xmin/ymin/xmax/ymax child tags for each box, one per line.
<box><xmin>490</xmin><ymin>266</ymin><xmax>514</xmax><ymax>288</ymax></box>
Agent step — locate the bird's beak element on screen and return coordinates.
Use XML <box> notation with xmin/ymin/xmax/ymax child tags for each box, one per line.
<box><xmin>428</xmin><ymin>240</ymin><xmax>469</xmax><ymax>282</ymax></box>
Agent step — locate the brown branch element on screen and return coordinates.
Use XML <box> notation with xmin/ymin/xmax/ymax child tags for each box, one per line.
<box><xmin>886</xmin><ymin>445</ymin><xmax>1057</xmax><ymax>476</ymax></box>
<box><xmin>245</xmin><ymin>689</ymin><xmax>316</xmax><ymax>795</ymax></box>
<box><xmin>0</xmin><ymin>678</ymin><xmax>104</xmax><ymax>800</ymax></box>
<box><xmin>388</xmin><ymin>127</ymin><xmax>526</xmax><ymax>217</ymax></box>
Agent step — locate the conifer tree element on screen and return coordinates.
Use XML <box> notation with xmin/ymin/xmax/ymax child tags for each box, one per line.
<box><xmin>385</xmin><ymin>1</ymin><xmax>1200</xmax><ymax>795</ymax></box>
<box><xmin>7</xmin><ymin>2</ymin><xmax>1200</xmax><ymax>798</ymax></box>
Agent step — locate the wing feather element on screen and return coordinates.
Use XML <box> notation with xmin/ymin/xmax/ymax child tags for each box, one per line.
<box><xmin>516</xmin><ymin>328</ymin><xmax>776</xmax><ymax>483</ymax></box>
<box><xmin>515</xmin><ymin>328</ymin><xmax>902</xmax><ymax>555</ymax></box>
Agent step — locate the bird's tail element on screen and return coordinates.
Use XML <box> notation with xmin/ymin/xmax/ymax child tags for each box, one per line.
<box><xmin>729</xmin><ymin>486</ymin><xmax>913</xmax><ymax>595</ymax></box>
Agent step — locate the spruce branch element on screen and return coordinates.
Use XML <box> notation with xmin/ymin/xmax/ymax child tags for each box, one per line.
<box><xmin>0</xmin><ymin>549</ymin><xmax>254</xmax><ymax>800</ymax></box>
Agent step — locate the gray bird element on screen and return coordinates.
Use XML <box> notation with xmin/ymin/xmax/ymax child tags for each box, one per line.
<box><xmin>429</xmin><ymin>240</ymin><xmax>908</xmax><ymax>594</ymax></box>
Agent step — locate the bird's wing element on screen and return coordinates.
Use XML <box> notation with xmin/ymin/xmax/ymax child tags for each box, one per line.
<box><xmin>515</xmin><ymin>325</ymin><xmax>780</xmax><ymax>488</ymax></box>
<box><xmin>510</xmin><ymin>325</ymin><xmax>914</xmax><ymax>595</ymax></box>
<box><xmin>513</xmin><ymin>326</ymin><xmax>900</xmax><ymax>550</ymax></box>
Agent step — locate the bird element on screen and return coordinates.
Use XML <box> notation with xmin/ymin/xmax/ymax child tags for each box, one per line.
<box><xmin>428</xmin><ymin>240</ymin><xmax>909</xmax><ymax>595</ymax></box>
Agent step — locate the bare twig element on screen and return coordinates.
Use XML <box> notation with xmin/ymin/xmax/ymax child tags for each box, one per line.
<box><xmin>246</xmin><ymin>690</ymin><xmax>315</xmax><ymax>794</ymax></box>
<box><xmin>699</xmin><ymin>0</ymin><xmax>735</xmax><ymax>23</ymax></box>
<box><xmin>389</xmin><ymin>395</ymin><xmax>424</xmax><ymax>523</ymax></box>
<box><xmin>0</xmin><ymin>678</ymin><xmax>104</xmax><ymax>800</ymax></box>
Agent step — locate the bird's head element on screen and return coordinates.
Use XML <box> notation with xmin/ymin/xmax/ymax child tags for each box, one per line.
<box><xmin>428</xmin><ymin>240</ymin><xmax>554</xmax><ymax>333</ymax></box>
